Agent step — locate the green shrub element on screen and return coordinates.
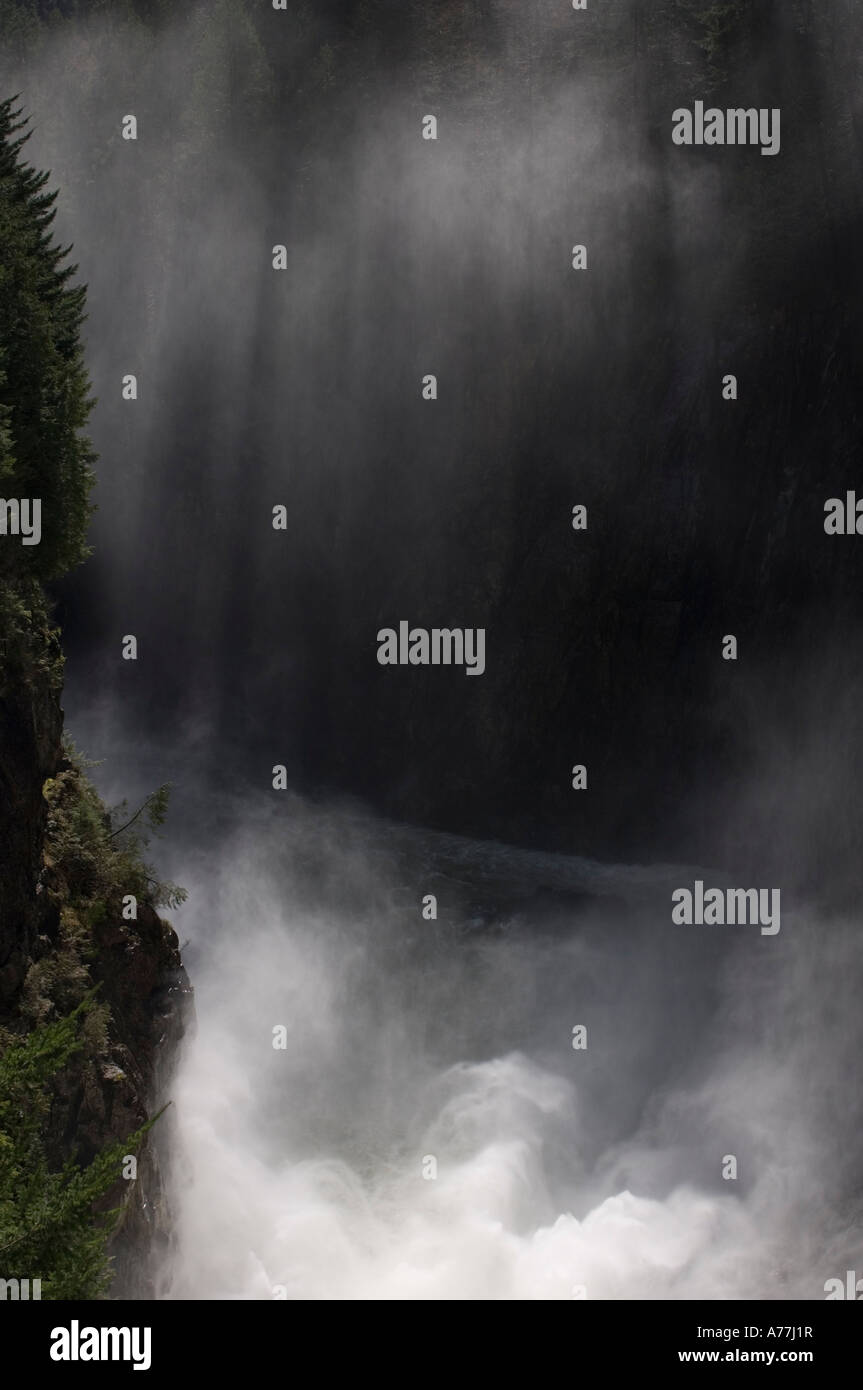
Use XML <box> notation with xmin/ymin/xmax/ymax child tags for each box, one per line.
<box><xmin>0</xmin><ymin>995</ymin><xmax>161</xmax><ymax>1299</ymax></box>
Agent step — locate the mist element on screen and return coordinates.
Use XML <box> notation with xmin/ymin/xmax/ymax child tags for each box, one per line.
<box><xmin>3</xmin><ymin>0</ymin><xmax>862</xmax><ymax>1299</ymax></box>
<box><xmin>148</xmin><ymin>789</ymin><xmax>859</xmax><ymax>1300</ymax></box>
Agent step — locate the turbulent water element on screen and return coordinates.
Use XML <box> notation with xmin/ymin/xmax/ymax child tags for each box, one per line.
<box><xmin>131</xmin><ymin>791</ymin><xmax>859</xmax><ymax>1301</ymax></box>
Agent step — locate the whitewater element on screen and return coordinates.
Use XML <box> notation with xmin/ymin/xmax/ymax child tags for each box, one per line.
<box><xmin>149</xmin><ymin>794</ymin><xmax>860</xmax><ymax>1301</ymax></box>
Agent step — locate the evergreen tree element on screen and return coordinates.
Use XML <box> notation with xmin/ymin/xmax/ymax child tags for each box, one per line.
<box><xmin>0</xmin><ymin>996</ymin><xmax>160</xmax><ymax>1298</ymax></box>
<box><xmin>0</xmin><ymin>94</ymin><xmax>95</xmax><ymax>585</ymax></box>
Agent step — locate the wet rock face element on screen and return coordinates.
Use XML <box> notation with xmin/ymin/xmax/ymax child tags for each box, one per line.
<box><xmin>0</xmin><ymin>628</ymin><xmax>193</xmax><ymax>1295</ymax></box>
<box><xmin>90</xmin><ymin>902</ymin><xmax>192</xmax><ymax>1111</ymax></box>
<box><xmin>35</xmin><ymin>897</ymin><xmax>192</xmax><ymax>1295</ymax></box>
<box><xmin>91</xmin><ymin>904</ymin><xmax>194</xmax><ymax>1299</ymax></box>
<box><xmin>39</xmin><ymin>900</ymin><xmax>195</xmax><ymax>1297</ymax></box>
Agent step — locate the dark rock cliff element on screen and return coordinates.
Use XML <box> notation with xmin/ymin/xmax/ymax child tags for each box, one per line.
<box><xmin>0</xmin><ymin>594</ymin><xmax>192</xmax><ymax>1295</ymax></box>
